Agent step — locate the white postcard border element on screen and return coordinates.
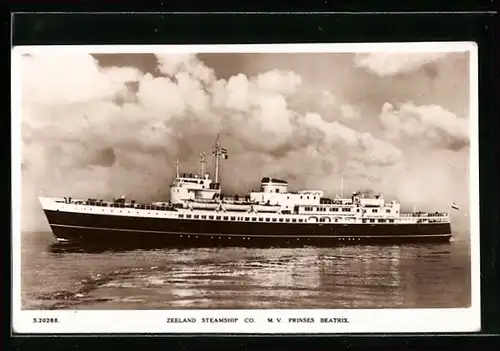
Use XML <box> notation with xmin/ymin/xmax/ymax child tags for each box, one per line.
<box><xmin>11</xmin><ymin>42</ymin><xmax>480</xmax><ymax>334</ymax></box>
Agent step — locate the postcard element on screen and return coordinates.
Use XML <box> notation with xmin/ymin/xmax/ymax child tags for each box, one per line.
<box><xmin>12</xmin><ymin>42</ymin><xmax>480</xmax><ymax>334</ymax></box>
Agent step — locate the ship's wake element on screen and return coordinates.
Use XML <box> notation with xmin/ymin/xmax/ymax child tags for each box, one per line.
<box><xmin>33</xmin><ymin>265</ymin><xmax>168</xmax><ymax>310</ymax></box>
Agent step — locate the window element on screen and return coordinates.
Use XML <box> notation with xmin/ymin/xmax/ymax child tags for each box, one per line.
<box><xmin>179</xmin><ymin>214</ymin><xmax>184</xmax><ymax>218</ymax></box>
<box><xmin>378</xmin><ymin>219</ymin><xmax>386</xmax><ymax>223</ymax></box>
<box><xmin>386</xmin><ymin>209</ymin><xmax>391</xmax><ymax>213</ymax></box>
<box><xmin>320</xmin><ymin>218</ymin><xmax>326</xmax><ymax>222</ymax></box>
<box><xmin>186</xmin><ymin>214</ymin><xmax>192</xmax><ymax>218</ymax></box>
<box><xmin>292</xmin><ymin>219</ymin><xmax>297</xmax><ymax>223</ymax></box>
<box><xmin>299</xmin><ymin>219</ymin><xmax>303</xmax><ymax>222</ymax></box>
<box><xmin>342</xmin><ymin>208</ymin><xmax>350</xmax><ymax>212</ymax></box>
<box><xmin>370</xmin><ymin>219</ymin><xmax>375</xmax><ymax>223</ymax></box>
<box><xmin>307</xmin><ymin>196</ymin><xmax>309</xmax><ymax>199</ymax></box>
<box><xmin>265</xmin><ymin>218</ymin><xmax>270</xmax><ymax>222</ymax></box>
<box><xmin>272</xmin><ymin>218</ymin><xmax>277</xmax><ymax>222</ymax></box>
<box><xmin>194</xmin><ymin>215</ymin><xmax>199</xmax><ymax>219</ymax></box>
<box><xmin>201</xmin><ymin>215</ymin><xmax>207</xmax><ymax>219</ymax></box>
<box><xmin>230</xmin><ymin>216</ymin><xmax>236</xmax><ymax>220</ymax></box>
<box><xmin>216</xmin><ymin>216</ymin><xmax>221</xmax><ymax>220</ymax></box>
<box><xmin>252</xmin><ymin>217</ymin><xmax>257</xmax><ymax>221</ymax></box>
<box><xmin>245</xmin><ymin>217</ymin><xmax>250</xmax><ymax>221</ymax></box>
<box><xmin>300</xmin><ymin>196</ymin><xmax>303</xmax><ymax>199</ymax></box>
<box><xmin>373</xmin><ymin>209</ymin><xmax>378</xmax><ymax>213</ymax></box>
<box><xmin>209</xmin><ymin>215</ymin><xmax>214</xmax><ymax>219</ymax></box>
<box><xmin>286</xmin><ymin>218</ymin><xmax>290</xmax><ymax>222</ymax></box>
<box><xmin>259</xmin><ymin>218</ymin><xmax>264</xmax><ymax>222</ymax></box>
<box><xmin>279</xmin><ymin>218</ymin><xmax>283</xmax><ymax>222</ymax></box>
<box><xmin>223</xmin><ymin>216</ymin><xmax>229</xmax><ymax>220</ymax></box>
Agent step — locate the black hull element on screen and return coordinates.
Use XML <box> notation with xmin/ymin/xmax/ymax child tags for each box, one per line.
<box><xmin>44</xmin><ymin>210</ymin><xmax>452</xmax><ymax>249</ymax></box>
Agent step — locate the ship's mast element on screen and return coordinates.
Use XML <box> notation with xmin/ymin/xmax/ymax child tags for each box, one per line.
<box><xmin>212</xmin><ymin>133</ymin><xmax>228</xmax><ymax>184</ymax></box>
<box><xmin>174</xmin><ymin>158</ymin><xmax>180</xmax><ymax>178</ymax></box>
<box><xmin>213</xmin><ymin>134</ymin><xmax>220</xmax><ymax>183</ymax></box>
<box><xmin>200</xmin><ymin>153</ymin><xmax>206</xmax><ymax>177</ymax></box>
<box><xmin>341</xmin><ymin>172</ymin><xmax>344</xmax><ymax>198</ymax></box>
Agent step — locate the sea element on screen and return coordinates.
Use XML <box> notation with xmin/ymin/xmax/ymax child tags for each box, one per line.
<box><xmin>20</xmin><ymin>230</ymin><xmax>471</xmax><ymax>310</ymax></box>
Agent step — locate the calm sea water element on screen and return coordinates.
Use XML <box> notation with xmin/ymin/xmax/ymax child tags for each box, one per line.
<box><xmin>20</xmin><ymin>231</ymin><xmax>471</xmax><ymax>310</ymax></box>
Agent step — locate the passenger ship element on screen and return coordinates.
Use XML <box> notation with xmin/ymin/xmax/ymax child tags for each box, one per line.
<box><xmin>39</xmin><ymin>135</ymin><xmax>455</xmax><ymax>247</ymax></box>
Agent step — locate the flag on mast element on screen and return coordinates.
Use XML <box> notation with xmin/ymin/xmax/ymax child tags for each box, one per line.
<box><xmin>451</xmin><ymin>202</ymin><xmax>459</xmax><ymax>210</ymax></box>
<box><xmin>220</xmin><ymin>147</ymin><xmax>228</xmax><ymax>159</ymax></box>
<box><xmin>212</xmin><ymin>140</ymin><xmax>228</xmax><ymax>159</ymax></box>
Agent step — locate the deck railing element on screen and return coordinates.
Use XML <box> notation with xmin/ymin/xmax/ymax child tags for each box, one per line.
<box><xmin>400</xmin><ymin>211</ymin><xmax>448</xmax><ymax>218</ymax></box>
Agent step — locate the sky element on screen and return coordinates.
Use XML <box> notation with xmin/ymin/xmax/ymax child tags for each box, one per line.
<box><xmin>17</xmin><ymin>47</ymin><xmax>472</xmax><ymax>233</ymax></box>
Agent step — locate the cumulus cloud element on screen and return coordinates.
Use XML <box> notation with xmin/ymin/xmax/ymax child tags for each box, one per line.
<box><xmin>339</xmin><ymin>104</ymin><xmax>360</xmax><ymax>120</ymax></box>
<box><xmin>22</xmin><ymin>54</ymin><xmax>137</xmax><ymax>106</ymax></box>
<box><xmin>156</xmin><ymin>53</ymin><xmax>215</xmax><ymax>84</ymax></box>
<box><xmin>253</xmin><ymin>69</ymin><xmax>302</xmax><ymax>96</ymax></box>
<box><xmin>17</xmin><ymin>50</ymin><xmax>469</xmax><ymax>232</ymax></box>
<box><xmin>379</xmin><ymin>101</ymin><xmax>469</xmax><ymax>150</ymax></box>
<box><xmin>355</xmin><ymin>52</ymin><xmax>449</xmax><ymax>76</ymax></box>
<box><xmin>302</xmin><ymin>113</ymin><xmax>403</xmax><ymax>166</ymax></box>
<box><xmin>288</xmin><ymin>90</ymin><xmax>360</xmax><ymax>124</ymax></box>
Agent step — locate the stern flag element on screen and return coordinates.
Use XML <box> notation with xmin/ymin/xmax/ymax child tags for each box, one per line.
<box><xmin>451</xmin><ymin>202</ymin><xmax>459</xmax><ymax>210</ymax></box>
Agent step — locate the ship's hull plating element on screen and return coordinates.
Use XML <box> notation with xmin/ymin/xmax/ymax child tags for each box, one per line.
<box><xmin>43</xmin><ymin>210</ymin><xmax>453</xmax><ymax>248</ymax></box>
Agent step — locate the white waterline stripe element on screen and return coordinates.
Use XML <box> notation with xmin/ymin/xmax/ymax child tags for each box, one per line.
<box><xmin>50</xmin><ymin>224</ymin><xmax>452</xmax><ymax>238</ymax></box>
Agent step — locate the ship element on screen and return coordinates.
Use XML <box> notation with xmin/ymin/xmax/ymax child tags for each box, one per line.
<box><xmin>38</xmin><ymin>135</ymin><xmax>455</xmax><ymax>248</ymax></box>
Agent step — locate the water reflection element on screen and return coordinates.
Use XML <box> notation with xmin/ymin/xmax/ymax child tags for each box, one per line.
<box><xmin>23</xmin><ymin>232</ymin><xmax>469</xmax><ymax>309</ymax></box>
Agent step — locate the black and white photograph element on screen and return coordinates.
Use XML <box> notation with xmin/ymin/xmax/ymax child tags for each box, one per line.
<box><xmin>12</xmin><ymin>43</ymin><xmax>480</xmax><ymax>334</ymax></box>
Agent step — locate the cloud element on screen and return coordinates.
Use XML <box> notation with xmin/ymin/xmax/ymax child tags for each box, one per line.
<box><xmin>22</xmin><ymin>54</ymin><xmax>137</xmax><ymax>106</ymax></box>
<box><xmin>302</xmin><ymin>112</ymin><xmax>403</xmax><ymax>165</ymax></box>
<box><xmin>253</xmin><ymin>69</ymin><xmax>302</xmax><ymax>96</ymax></box>
<box><xmin>18</xmin><ymin>50</ymin><xmax>468</xmax><ymax>232</ymax></box>
<box><xmin>379</xmin><ymin>101</ymin><xmax>469</xmax><ymax>150</ymax></box>
<box><xmin>339</xmin><ymin>104</ymin><xmax>361</xmax><ymax>120</ymax></box>
<box><xmin>156</xmin><ymin>53</ymin><xmax>215</xmax><ymax>84</ymax></box>
<box><xmin>355</xmin><ymin>52</ymin><xmax>449</xmax><ymax>76</ymax></box>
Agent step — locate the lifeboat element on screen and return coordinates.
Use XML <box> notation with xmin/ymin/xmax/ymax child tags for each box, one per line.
<box><xmin>252</xmin><ymin>204</ymin><xmax>281</xmax><ymax>213</ymax></box>
<box><xmin>221</xmin><ymin>202</ymin><xmax>252</xmax><ymax>212</ymax></box>
<box><xmin>187</xmin><ymin>200</ymin><xmax>219</xmax><ymax>210</ymax></box>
